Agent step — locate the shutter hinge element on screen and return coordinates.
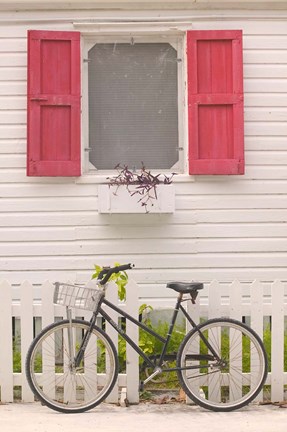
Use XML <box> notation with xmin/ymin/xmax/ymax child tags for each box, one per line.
<box><xmin>30</xmin><ymin>97</ymin><xmax>48</xmax><ymax>101</ymax></box>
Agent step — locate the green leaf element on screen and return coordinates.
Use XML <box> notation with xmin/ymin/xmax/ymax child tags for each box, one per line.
<box><xmin>92</xmin><ymin>262</ymin><xmax>128</xmax><ymax>301</ymax></box>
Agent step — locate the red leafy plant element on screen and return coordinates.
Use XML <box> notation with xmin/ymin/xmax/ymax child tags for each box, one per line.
<box><xmin>107</xmin><ymin>163</ymin><xmax>175</xmax><ymax>213</ymax></box>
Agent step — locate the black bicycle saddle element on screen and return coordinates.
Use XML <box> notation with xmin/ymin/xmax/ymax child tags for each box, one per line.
<box><xmin>166</xmin><ymin>282</ymin><xmax>204</xmax><ymax>293</ymax></box>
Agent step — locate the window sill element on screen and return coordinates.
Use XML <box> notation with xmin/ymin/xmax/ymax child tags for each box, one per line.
<box><xmin>76</xmin><ymin>173</ymin><xmax>195</xmax><ymax>184</ymax></box>
<box><xmin>98</xmin><ymin>184</ymin><xmax>175</xmax><ymax>214</ymax></box>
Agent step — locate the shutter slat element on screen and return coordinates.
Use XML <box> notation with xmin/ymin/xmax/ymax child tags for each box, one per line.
<box><xmin>27</xmin><ymin>30</ymin><xmax>81</xmax><ymax>177</ymax></box>
<box><xmin>187</xmin><ymin>30</ymin><xmax>244</xmax><ymax>175</ymax></box>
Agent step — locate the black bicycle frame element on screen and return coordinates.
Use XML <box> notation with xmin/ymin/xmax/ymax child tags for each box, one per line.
<box><xmin>82</xmin><ymin>292</ymin><xmax>221</xmax><ymax>373</ymax></box>
<box><xmin>99</xmin><ymin>298</ymin><xmax>167</xmax><ymax>368</ymax></box>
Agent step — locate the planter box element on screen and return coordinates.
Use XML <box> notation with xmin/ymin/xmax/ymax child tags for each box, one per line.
<box><xmin>98</xmin><ymin>184</ymin><xmax>175</xmax><ymax>214</ymax></box>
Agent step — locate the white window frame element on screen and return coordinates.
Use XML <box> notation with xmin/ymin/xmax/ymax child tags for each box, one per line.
<box><xmin>78</xmin><ymin>22</ymin><xmax>189</xmax><ymax>177</ymax></box>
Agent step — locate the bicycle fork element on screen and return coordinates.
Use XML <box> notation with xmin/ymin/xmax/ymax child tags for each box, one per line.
<box><xmin>66</xmin><ymin>307</ymin><xmax>97</xmax><ymax>370</ymax></box>
<box><xmin>66</xmin><ymin>308</ymin><xmax>75</xmax><ymax>369</ymax></box>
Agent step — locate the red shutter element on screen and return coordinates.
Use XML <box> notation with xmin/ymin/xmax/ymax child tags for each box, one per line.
<box><xmin>27</xmin><ymin>30</ymin><xmax>81</xmax><ymax>176</ymax></box>
<box><xmin>187</xmin><ymin>30</ymin><xmax>244</xmax><ymax>175</ymax></box>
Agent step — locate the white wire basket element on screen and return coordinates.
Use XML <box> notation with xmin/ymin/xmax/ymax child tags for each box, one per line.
<box><xmin>54</xmin><ymin>282</ymin><xmax>104</xmax><ymax>311</ymax></box>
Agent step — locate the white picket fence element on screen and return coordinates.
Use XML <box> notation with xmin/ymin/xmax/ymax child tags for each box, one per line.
<box><xmin>0</xmin><ymin>279</ymin><xmax>286</xmax><ymax>404</ymax></box>
<box><xmin>0</xmin><ymin>279</ymin><xmax>139</xmax><ymax>404</ymax></box>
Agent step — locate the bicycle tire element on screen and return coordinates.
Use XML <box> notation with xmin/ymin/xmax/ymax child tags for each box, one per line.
<box><xmin>25</xmin><ymin>319</ymin><xmax>118</xmax><ymax>413</ymax></box>
<box><xmin>177</xmin><ymin>318</ymin><xmax>268</xmax><ymax>412</ymax></box>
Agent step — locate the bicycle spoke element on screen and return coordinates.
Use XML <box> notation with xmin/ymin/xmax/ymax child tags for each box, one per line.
<box><xmin>26</xmin><ymin>320</ymin><xmax>118</xmax><ymax>413</ymax></box>
<box><xmin>177</xmin><ymin>318</ymin><xmax>267</xmax><ymax>411</ymax></box>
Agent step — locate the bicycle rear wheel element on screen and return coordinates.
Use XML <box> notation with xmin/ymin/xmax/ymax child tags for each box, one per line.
<box><xmin>177</xmin><ymin>318</ymin><xmax>268</xmax><ymax>412</ymax></box>
<box><xmin>26</xmin><ymin>319</ymin><xmax>118</xmax><ymax>413</ymax></box>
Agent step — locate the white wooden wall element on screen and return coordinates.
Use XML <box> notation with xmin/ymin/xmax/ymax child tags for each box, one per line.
<box><xmin>0</xmin><ymin>5</ymin><xmax>287</xmax><ymax>300</ymax></box>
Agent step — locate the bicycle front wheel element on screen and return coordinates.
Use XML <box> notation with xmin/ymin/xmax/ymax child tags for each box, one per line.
<box><xmin>177</xmin><ymin>318</ymin><xmax>268</xmax><ymax>412</ymax></box>
<box><xmin>26</xmin><ymin>319</ymin><xmax>118</xmax><ymax>413</ymax></box>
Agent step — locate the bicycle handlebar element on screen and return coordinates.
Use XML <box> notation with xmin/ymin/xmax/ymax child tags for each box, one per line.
<box><xmin>98</xmin><ymin>263</ymin><xmax>134</xmax><ymax>285</ymax></box>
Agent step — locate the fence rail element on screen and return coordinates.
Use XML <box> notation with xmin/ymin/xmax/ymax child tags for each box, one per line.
<box><xmin>0</xmin><ymin>279</ymin><xmax>286</xmax><ymax>404</ymax></box>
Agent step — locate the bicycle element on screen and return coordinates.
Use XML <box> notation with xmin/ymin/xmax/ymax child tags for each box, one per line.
<box><xmin>25</xmin><ymin>264</ymin><xmax>268</xmax><ymax>414</ymax></box>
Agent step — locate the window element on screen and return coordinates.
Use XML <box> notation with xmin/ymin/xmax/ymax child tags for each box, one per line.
<box><xmin>83</xmin><ymin>36</ymin><xmax>184</xmax><ymax>173</ymax></box>
<box><xmin>27</xmin><ymin>29</ymin><xmax>244</xmax><ymax>177</ymax></box>
<box><xmin>87</xmin><ymin>42</ymin><xmax>179</xmax><ymax>171</ymax></box>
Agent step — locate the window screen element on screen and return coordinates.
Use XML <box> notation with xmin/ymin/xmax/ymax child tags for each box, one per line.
<box><xmin>88</xmin><ymin>43</ymin><xmax>179</xmax><ymax>170</ymax></box>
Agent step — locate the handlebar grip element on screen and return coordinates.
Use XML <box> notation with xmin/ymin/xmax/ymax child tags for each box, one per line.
<box><xmin>115</xmin><ymin>263</ymin><xmax>134</xmax><ymax>272</ymax></box>
<box><xmin>97</xmin><ymin>267</ymin><xmax>110</xmax><ymax>280</ymax></box>
<box><xmin>99</xmin><ymin>263</ymin><xmax>134</xmax><ymax>285</ymax></box>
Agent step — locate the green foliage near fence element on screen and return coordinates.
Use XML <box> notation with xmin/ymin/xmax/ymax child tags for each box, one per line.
<box><xmin>13</xmin><ymin>323</ymin><xmax>287</xmax><ymax>380</ymax></box>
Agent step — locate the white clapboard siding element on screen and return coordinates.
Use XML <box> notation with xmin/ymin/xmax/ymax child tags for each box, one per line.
<box><xmin>0</xmin><ymin>81</ymin><xmax>26</xmax><ymax>95</ymax></box>
<box><xmin>245</xmin><ymin>93</ymin><xmax>287</xmax><ymax>107</ymax></box>
<box><xmin>3</xmin><ymin>238</ymin><xmax>287</xmax><ymax>261</ymax></box>
<box><xmin>0</xmin><ymin>140</ymin><xmax>25</xmax><ymax>153</ymax></box>
<box><xmin>2</xmin><ymin>222</ymin><xmax>284</xmax><ymax>244</ymax></box>
<box><xmin>0</xmin><ymin>52</ymin><xmax>27</xmax><ymax>67</ymax></box>
<box><xmin>3</xmin><ymin>165</ymin><xmax>287</xmax><ymax>186</ymax></box>
<box><xmin>1</xmin><ymin>180</ymin><xmax>287</xmax><ymax>197</ymax></box>
<box><xmin>244</xmin><ymin>79</ymin><xmax>287</xmax><ymax>93</ymax></box>
<box><xmin>1</xmin><ymin>207</ymin><xmax>287</xmax><ymax>226</ymax></box>
<box><xmin>0</xmin><ymin>125</ymin><xmax>26</xmax><ymax>139</ymax></box>
<box><xmin>0</xmin><ymin>196</ymin><xmax>99</xmax><ymax>211</ymax></box>
<box><xmin>245</xmin><ymin>123</ymin><xmax>287</xmax><ymax>136</ymax></box>
<box><xmin>0</xmin><ymin>111</ymin><xmax>26</xmax><ymax>124</ymax></box>
<box><xmin>0</xmin><ymin>279</ymin><xmax>286</xmax><ymax>404</ymax></box>
<box><xmin>0</xmin><ymin>39</ymin><xmax>27</xmax><ymax>52</ymax></box>
<box><xmin>244</xmin><ymin>35</ymin><xmax>287</xmax><ymax>49</ymax></box>
<box><xmin>0</xmin><ymin>10</ymin><xmax>287</xmax><ymax>294</ymax></box>
<box><xmin>244</xmin><ymin>50</ymin><xmax>287</xmax><ymax>64</ymax></box>
<box><xmin>245</xmin><ymin>64</ymin><xmax>287</xmax><ymax>79</ymax></box>
<box><xmin>0</xmin><ymin>155</ymin><xmax>25</xmax><ymax>168</ymax></box>
<box><xmin>177</xmin><ymin>180</ymin><xmax>287</xmax><ymax>195</ymax></box>
<box><xmin>0</xmin><ymin>183</ymin><xmax>98</xmax><ymax>197</ymax></box>
<box><xmin>246</xmin><ymin>152</ymin><xmax>287</xmax><ymax>165</ymax></box>
<box><xmin>0</xmin><ymin>96</ymin><xmax>26</xmax><ymax>109</ymax></box>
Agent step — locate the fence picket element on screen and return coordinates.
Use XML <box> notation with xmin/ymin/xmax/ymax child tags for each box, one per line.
<box><xmin>229</xmin><ymin>280</ymin><xmax>243</xmax><ymax>402</ymax></box>
<box><xmin>229</xmin><ymin>280</ymin><xmax>242</xmax><ymax>321</ymax></box>
<box><xmin>271</xmin><ymin>280</ymin><xmax>285</xmax><ymax>402</ymax></box>
<box><xmin>41</xmin><ymin>281</ymin><xmax>55</xmax><ymax>329</ymax></box>
<box><xmin>125</xmin><ymin>279</ymin><xmax>139</xmax><ymax>403</ymax></box>
<box><xmin>250</xmin><ymin>280</ymin><xmax>264</xmax><ymax>401</ymax></box>
<box><xmin>0</xmin><ymin>279</ymin><xmax>286</xmax><ymax>405</ymax></box>
<box><xmin>20</xmin><ymin>281</ymin><xmax>34</xmax><ymax>402</ymax></box>
<box><xmin>104</xmin><ymin>281</ymin><xmax>120</xmax><ymax>404</ymax></box>
<box><xmin>0</xmin><ymin>280</ymin><xmax>13</xmax><ymax>402</ymax></box>
<box><xmin>250</xmin><ymin>280</ymin><xmax>264</xmax><ymax>339</ymax></box>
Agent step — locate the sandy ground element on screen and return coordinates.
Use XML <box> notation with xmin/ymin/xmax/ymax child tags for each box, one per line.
<box><xmin>1</xmin><ymin>402</ymin><xmax>287</xmax><ymax>432</ymax></box>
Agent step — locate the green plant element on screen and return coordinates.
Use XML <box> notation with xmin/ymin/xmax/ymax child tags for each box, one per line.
<box><xmin>92</xmin><ymin>262</ymin><xmax>128</xmax><ymax>301</ymax></box>
<box><xmin>13</xmin><ymin>349</ymin><xmax>21</xmax><ymax>373</ymax></box>
<box><xmin>138</xmin><ymin>304</ymin><xmax>155</xmax><ymax>360</ymax></box>
<box><xmin>263</xmin><ymin>324</ymin><xmax>272</xmax><ymax>372</ymax></box>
